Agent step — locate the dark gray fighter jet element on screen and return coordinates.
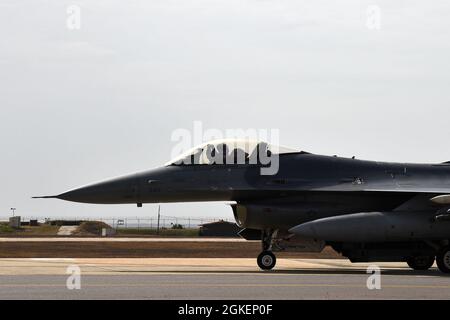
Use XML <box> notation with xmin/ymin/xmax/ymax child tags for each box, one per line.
<box><xmin>35</xmin><ymin>139</ymin><xmax>450</xmax><ymax>273</ymax></box>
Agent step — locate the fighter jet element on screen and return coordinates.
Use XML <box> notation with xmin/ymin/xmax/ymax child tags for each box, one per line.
<box><xmin>34</xmin><ymin>139</ymin><xmax>450</xmax><ymax>273</ymax></box>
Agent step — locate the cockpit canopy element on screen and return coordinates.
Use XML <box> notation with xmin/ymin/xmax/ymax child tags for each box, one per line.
<box><xmin>166</xmin><ymin>139</ymin><xmax>300</xmax><ymax>166</ymax></box>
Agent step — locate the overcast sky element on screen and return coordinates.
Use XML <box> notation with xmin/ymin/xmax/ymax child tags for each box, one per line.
<box><xmin>1</xmin><ymin>0</ymin><xmax>450</xmax><ymax>220</ymax></box>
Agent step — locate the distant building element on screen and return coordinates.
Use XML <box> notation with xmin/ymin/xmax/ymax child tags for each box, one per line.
<box><xmin>30</xmin><ymin>220</ymin><xmax>39</xmax><ymax>227</ymax></box>
<box><xmin>9</xmin><ymin>216</ymin><xmax>21</xmax><ymax>228</ymax></box>
<box><xmin>48</xmin><ymin>220</ymin><xmax>83</xmax><ymax>226</ymax></box>
<box><xmin>20</xmin><ymin>219</ymin><xmax>39</xmax><ymax>226</ymax></box>
<box><xmin>199</xmin><ymin>220</ymin><xmax>241</xmax><ymax>237</ymax></box>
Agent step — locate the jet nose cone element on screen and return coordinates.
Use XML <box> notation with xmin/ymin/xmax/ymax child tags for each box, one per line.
<box><xmin>289</xmin><ymin>222</ymin><xmax>318</xmax><ymax>238</ymax></box>
<box><xmin>57</xmin><ymin>174</ymin><xmax>140</xmax><ymax>204</ymax></box>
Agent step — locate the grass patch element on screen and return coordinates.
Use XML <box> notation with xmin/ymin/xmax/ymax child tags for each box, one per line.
<box><xmin>0</xmin><ymin>223</ymin><xmax>15</xmax><ymax>234</ymax></box>
<box><xmin>20</xmin><ymin>225</ymin><xmax>60</xmax><ymax>235</ymax></box>
<box><xmin>0</xmin><ymin>223</ymin><xmax>60</xmax><ymax>236</ymax></box>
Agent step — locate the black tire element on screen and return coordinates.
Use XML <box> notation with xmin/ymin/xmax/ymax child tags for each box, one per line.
<box><xmin>406</xmin><ymin>255</ymin><xmax>435</xmax><ymax>271</ymax></box>
<box><xmin>436</xmin><ymin>246</ymin><xmax>450</xmax><ymax>273</ymax></box>
<box><xmin>257</xmin><ymin>251</ymin><xmax>276</xmax><ymax>271</ymax></box>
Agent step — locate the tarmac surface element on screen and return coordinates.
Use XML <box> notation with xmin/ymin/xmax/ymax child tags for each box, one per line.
<box><xmin>1</xmin><ymin>258</ymin><xmax>449</xmax><ymax>299</ymax></box>
<box><xmin>0</xmin><ymin>237</ymin><xmax>250</xmax><ymax>242</ymax></box>
<box><xmin>0</xmin><ymin>238</ymin><xmax>341</xmax><ymax>259</ymax></box>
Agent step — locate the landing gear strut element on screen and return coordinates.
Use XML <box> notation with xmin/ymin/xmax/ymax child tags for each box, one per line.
<box><xmin>257</xmin><ymin>229</ymin><xmax>277</xmax><ymax>271</ymax></box>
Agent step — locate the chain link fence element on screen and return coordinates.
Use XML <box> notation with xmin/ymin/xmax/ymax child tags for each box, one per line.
<box><xmin>0</xmin><ymin>216</ymin><xmax>232</xmax><ymax>229</ymax></box>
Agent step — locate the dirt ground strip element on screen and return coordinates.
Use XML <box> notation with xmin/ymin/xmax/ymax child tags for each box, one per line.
<box><xmin>0</xmin><ymin>241</ymin><xmax>341</xmax><ymax>259</ymax></box>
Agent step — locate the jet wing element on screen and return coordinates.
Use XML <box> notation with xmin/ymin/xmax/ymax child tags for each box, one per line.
<box><xmin>392</xmin><ymin>194</ymin><xmax>450</xmax><ymax>218</ymax></box>
<box><xmin>309</xmin><ymin>184</ymin><xmax>450</xmax><ymax>194</ymax></box>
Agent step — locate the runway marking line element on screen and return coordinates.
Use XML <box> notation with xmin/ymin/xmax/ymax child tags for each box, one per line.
<box><xmin>2</xmin><ymin>268</ymin><xmax>446</xmax><ymax>278</ymax></box>
<box><xmin>1</xmin><ymin>283</ymin><xmax>450</xmax><ymax>289</ymax></box>
<box><xmin>0</xmin><ymin>271</ymin><xmax>422</xmax><ymax>277</ymax></box>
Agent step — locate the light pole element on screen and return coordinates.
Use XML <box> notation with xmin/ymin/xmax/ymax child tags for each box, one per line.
<box><xmin>156</xmin><ymin>205</ymin><xmax>161</xmax><ymax>235</ymax></box>
<box><xmin>10</xmin><ymin>208</ymin><xmax>16</xmax><ymax>217</ymax></box>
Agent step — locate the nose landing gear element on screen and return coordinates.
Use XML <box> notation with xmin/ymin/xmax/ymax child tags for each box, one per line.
<box><xmin>257</xmin><ymin>229</ymin><xmax>277</xmax><ymax>271</ymax></box>
<box><xmin>257</xmin><ymin>251</ymin><xmax>276</xmax><ymax>270</ymax></box>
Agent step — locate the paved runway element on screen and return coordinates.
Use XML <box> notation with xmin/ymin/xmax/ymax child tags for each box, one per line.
<box><xmin>0</xmin><ymin>237</ymin><xmax>249</xmax><ymax>242</ymax></box>
<box><xmin>0</xmin><ymin>258</ymin><xmax>449</xmax><ymax>299</ymax></box>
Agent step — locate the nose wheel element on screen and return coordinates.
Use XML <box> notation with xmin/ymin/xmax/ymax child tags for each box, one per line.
<box><xmin>257</xmin><ymin>229</ymin><xmax>277</xmax><ymax>270</ymax></box>
<box><xmin>257</xmin><ymin>251</ymin><xmax>276</xmax><ymax>270</ymax></box>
